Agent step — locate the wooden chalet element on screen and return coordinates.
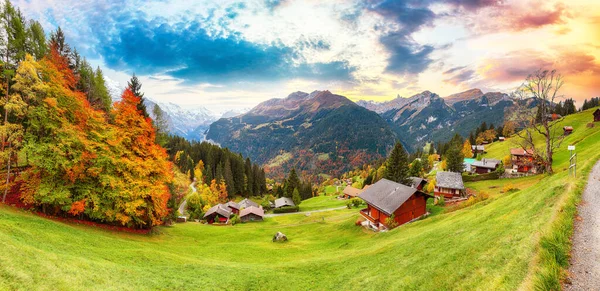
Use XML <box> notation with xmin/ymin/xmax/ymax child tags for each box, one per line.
<box><xmin>274</xmin><ymin>197</ymin><xmax>295</xmax><ymax>208</ymax></box>
<box><xmin>499</xmin><ymin>136</ymin><xmax>505</xmax><ymax>142</ymax></box>
<box><xmin>471</xmin><ymin>158</ymin><xmax>501</xmax><ymax>174</ymax></box>
<box><xmin>342</xmin><ymin>185</ymin><xmax>362</xmax><ymax>199</ymax></box>
<box><xmin>510</xmin><ymin>148</ymin><xmax>537</xmax><ymax>173</ymax></box>
<box><xmin>563</xmin><ymin>126</ymin><xmax>573</xmax><ymax>135</ymax></box>
<box><xmin>239</xmin><ymin>198</ymin><xmax>260</xmax><ymax>209</ymax></box>
<box><xmin>358</xmin><ymin>179</ymin><xmax>432</xmax><ymax>231</ymax></box>
<box><xmin>594</xmin><ymin>109</ymin><xmax>600</xmax><ymax>122</ymax></box>
<box><xmin>203</xmin><ymin>204</ymin><xmax>232</xmax><ymax>224</ymax></box>
<box><xmin>409</xmin><ymin>177</ymin><xmax>428</xmax><ymax>191</ymax></box>
<box><xmin>471</xmin><ymin>145</ymin><xmax>485</xmax><ymax>155</ymax></box>
<box><xmin>546</xmin><ymin>113</ymin><xmax>562</xmax><ymax>121</ymax></box>
<box><xmin>225</xmin><ymin>201</ymin><xmax>240</xmax><ymax>214</ymax></box>
<box><xmin>239</xmin><ymin>206</ymin><xmax>264</xmax><ymax>222</ymax></box>
<box><xmin>434</xmin><ymin>171</ymin><xmax>465</xmax><ymax>199</ymax></box>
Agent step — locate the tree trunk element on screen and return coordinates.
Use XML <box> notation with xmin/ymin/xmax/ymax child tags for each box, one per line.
<box><xmin>2</xmin><ymin>142</ymin><xmax>12</xmax><ymax>203</ymax></box>
<box><xmin>545</xmin><ymin>122</ymin><xmax>553</xmax><ymax>174</ymax></box>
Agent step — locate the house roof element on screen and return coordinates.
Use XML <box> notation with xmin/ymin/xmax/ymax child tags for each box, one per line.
<box><xmin>274</xmin><ymin>197</ymin><xmax>295</xmax><ymax>208</ymax></box>
<box><xmin>463</xmin><ymin>158</ymin><xmax>476</xmax><ymax>165</ymax></box>
<box><xmin>471</xmin><ymin>145</ymin><xmax>485</xmax><ymax>151</ymax></box>
<box><xmin>203</xmin><ymin>204</ymin><xmax>232</xmax><ymax>218</ymax></box>
<box><xmin>594</xmin><ymin>108</ymin><xmax>600</xmax><ymax>116</ymax></box>
<box><xmin>342</xmin><ymin>185</ymin><xmax>362</xmax><ymax>197</ymax></box>
<box><xmin>225</xmin><ymin>201</ymin><xmax>240</xmax><ymax>210</ymax></box>
<box><xmin>563</xmin><ymin>126</ymin><xmax>573</xmax><ymax>131</ymax></box>
<box><xmin>409</xmin><ymin>177</ymin><xmax>428</xmax><ymax>189</ymax></box>
<box><xmin>358</xmin><ymin>179</ymin><xmax>430</xmax><ymax>216</ymax></box>
<box><xmin>472</xmin><ymin>158</ymin><xmax>501</xmax><ymax>169</ymax></box>
<box><xmin>239</xmin><ymin>198</ymin><xmax>259</xmax><ymax>209</ymax></box>
<box><xmin>510</xmin><ymin>148</ymin><xmax>534</xmax><ymax>156</ymax></box>
<box><xmin>435</xmin><ymin>171</ymin><xmax>465</xmax><ymax>190</ymax></box>
<box><xmin>240</xmin><ymin>206</ymin><xmax>264</xmax><ymax>218</ymax></box>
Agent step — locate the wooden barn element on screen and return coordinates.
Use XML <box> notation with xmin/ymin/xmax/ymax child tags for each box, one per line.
<box><xmin>409</xmin><ymin>177</ymin><xmax>428</xmax><ymax>191</ymax></box>
<box><xmin>594</xmin><ymin>109</ymin><xmax>600</xmax><ymax>122</ymax></box>
<box><xmin>434</xmin><ymin>171</ymin><xmax>465</xmax><ymax>199</ymax></box>
<box><xmin>471</xmin><ymin>145</ymin><xmax>485</xmax><ymax>155</ymax></box>
<box><xmin>471</xmin><ymin>158</ymin><xmax>501</xmax><ymax>174</ymax></box>
<box><xmin>510</xmin><ymin>148</ymin><xmax>537</xmax><ymax>173</ymax></box>
<box><xmin>342</xmin><ymin>185</ymin><xmax>362</xmax><ymax>199</ymax></box>
<box><xmin>239</xmin><ymin>198</ymin><xmax>259</xmax><ymax>209</ymax></box>
<box><xmin>274</xmin><ymin>197</ymin><xmax>295</xmax><ymax>208</ymax></box>
<box><xmin>358</xmin><ymin>179</ymin><xmax>432</xmax><ymax>231</ymax></box>
<box><xmin>203</xmin><ymin>204</ymin><xmax>232</xmax><ymax>224</ymax></box>
<box><xmin>240</xmin><ymin>206</ymin><xmax>264</xmax><ymax>222</ymax></box>
<box><xmin>563</xmin><ymin>126</ymin><xmax>573</xmax><ymax>135</ymax></box>
<box><xmin>225</xmin><ymin>201</ymin><xmax>240</xmax><ymax>214</ymax></box>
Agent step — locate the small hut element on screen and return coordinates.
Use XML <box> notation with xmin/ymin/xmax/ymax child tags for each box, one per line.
<box><xmin>239</xmin><ymin>198</ymin><xmax>259</xmax><ymax>209</ymax></box>
<box><xmin>203</xmin><ymin>204</ymin><xmax>232</xmax><ymax>224</ymax></box>
<box><xmin>594</xmin><ymin>109</ymin><xmax>600</xmax><ymax>122</ymax></box>
<box><xmin>240</xmin><ymin>206</ymin><xmax>265</xmax><ymax>222</ymax></box>
<box><xmin>274</xmin><ymin>197</ymin><xmax>295</xmax><ymax>208</ymax></box>
<box><xmin>563</xmin><ymin>126</ymin><xmax>573</xmax><ymax>135</ymax></box>
<box><xmin>342</xmin><ymin>185</ymin><xmax>362</xmax><ymax>199</ymax></box>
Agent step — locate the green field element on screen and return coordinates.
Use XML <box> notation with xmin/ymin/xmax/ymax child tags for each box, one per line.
<box><xmin>1</xmin><ymin>108</ymin><xmax>599</xmax><ymax>290</ymax></box>
<box><xmin>298</xmin><ymin>195</ymin><xmax>347</xmax><ymax>211</ymax></box>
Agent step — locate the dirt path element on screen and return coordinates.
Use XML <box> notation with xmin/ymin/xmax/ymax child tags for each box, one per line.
<box><xmin>264</xmin><ymin>206</ymin><xmax>347</xmax><ymax>217</ymax></box>
<box><xmin>564</xmin><ymin>160</ymin><xmax>600</xmax><ymax>289</ymax></box>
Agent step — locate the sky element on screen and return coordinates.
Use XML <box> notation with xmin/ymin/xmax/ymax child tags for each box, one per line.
<box><xmin>15</xmin><ymin>0</ymin><xmax>600</xmax><ymax>113</ymax></box>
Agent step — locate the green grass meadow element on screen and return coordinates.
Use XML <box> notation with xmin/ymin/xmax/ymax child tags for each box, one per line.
<box><xmin>1</xmin><ymin>107</ymin><xmax>599</xmax><ymax>290</ymax></box>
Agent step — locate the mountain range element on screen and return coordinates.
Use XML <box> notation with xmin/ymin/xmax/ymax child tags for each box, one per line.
<box><xmin>206</xmin><ymin>90</ymin><xmax>397</xmax><ymax>178</ymax></box>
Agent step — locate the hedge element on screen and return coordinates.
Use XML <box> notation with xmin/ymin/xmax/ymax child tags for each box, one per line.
<box><xmin>273</xmin><ymin>206</ymin><xmax>300</xmax><ymax>213</ymax></box>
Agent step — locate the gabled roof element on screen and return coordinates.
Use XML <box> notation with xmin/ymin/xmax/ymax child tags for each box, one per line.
<box><xmin>409</xmin><ymin>177</ymin><xmax>428</xmax><ymax>189</ymax></box>
<box><xmin>471</xmin><ymin>145</ymin><xmax>485</xmax><ymax>151</ymax></box>
<box><xmin>563</xmin><ymin>126</ymin><xmax>573</xmax><ymax>131</ymax></box>
<box><xmin>203</xmin><ymin>204</ymin><xmax>232</xmax><ymax>218</ymax></box>
<box><xmin>274</xmin><ymin>197</ymin><xmax>295</xmax><ymax>208</ymax></box>
<box><xmin>240</xmin><ymin>206</ymin><xmax>264</xmax><ymax>218</ymax></box>
<box><xmin>510</xmin><ymin>148</ymin><xmax>534</xmax><ymax>156</ymax></box>
<box><xmin>472</xmin><ymin>158</ymin><xmax>501</xmax><ymax>169</ymax></box>
<box><xmin>594</xmin><ymin>108</ymin><xmax>600</xmax><ymax>116</ymax></box>
<box><xmin>239</xmin><ymin>198</ymin><xmax>259</xmax><ymax>209</ymax></box>
<box><xmin>359</xmin><ymin>179</ymin><xmax>429</xmax><ymax>216</ymax></box>
<box><xmin>342</xmin><ymin>185</ymin><xmax>362</xmax><ymax>197</ymax></box>
<box><xmin>225</xmin><ymin>201</ymin><xmax>240</xmax><ymax>210</ymax></box>
<box><xmin>435</xmin><ymin>171</ymin><xmax>465</xmax><ymax>190</ymax></box>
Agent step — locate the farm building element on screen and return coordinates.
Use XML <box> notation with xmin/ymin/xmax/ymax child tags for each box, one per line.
<box><xmin>510</xmin><ymin>148</ymin><xmax>538</xmax><ymax>174</ymax></box>
<box><xmin>563</xmin><ymin>126</ymin><xmax>573</xmax><ymax>135</ymax></box>
<box><xmin>594</xmin><ymin>109</ymin><xmax>600</xmax><ymax>122</ymax></box>
<box><xmin>239</xmin><ymin>198</ymin><xmax>259</xmax><ymax>209</ymax></box>
<box><xmin>409</xmin><ymin>177</ymin><xmax>428</xmax><ymax>191</ymax></box>
<box><xmin>274</xmin><ymin>197</ymin><xmax>295</xmax><ymax>208</ymax></box>
<box><xmin>499</xmin><ymin>136</ymin><xmax>505</xmax><ymax>141</ymax></box>
<box><xmin>225</xmin><ymin>201</ymin><xmax>240</xmax><ymax>214</ymax></box>
<box><xmin>240</xmin><ymin>206</ymin><xmax>264</xmax><ymax>222</ymax></box>
<box><xmin>471</xmin><ymin>158</ymin><xmax>501</xmax><ymax>174</ymax></box>
<box><xmin>471</xmin><ymin>145</ymin><xmax>485</xmax><ymax>154</ymax></box>
<box><xmin>203</xmin><ymin>204</ymin><xmax>232</xmax><ymax>224</ymax></box>
<box><xmin>358</xmin><ymin>179</ymin><xmax>432</xmax><ymax>231</ymax></box>
<box><xmin>342</xmin><ymin>185</ymin><xmax>362</xmax><ymax>199</ymax></box>
<box><xmin>545</xmin><ymin>113</ymin><xmax>562</xmax><ymax>121</ymax></box>
<box><xmin>434</xmin><ymin>171</ymin><xmax>465</xmax><ymax>199</ymax></box>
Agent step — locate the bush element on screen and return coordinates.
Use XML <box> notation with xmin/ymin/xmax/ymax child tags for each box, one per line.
<box><xmin>273</xmin><ymin>206</ymin><xmax>300</xmax><ymax>213</ymax></box>
<box><xmin>503</xmin><ymin>183</ymin><xmax>518</xmax><ymax>193</ymax></box>
<box><xmin>230</xmin><ymin>214</ymin><xmax>241</xmax><ymax>225</ymax></box>
<box><xmin>436</xmin><ymin>195</ymin><xmax>445</xmax><ymax>206</ymax></box>
<box><xmin>346</xmin><ymin>201</ymin><xmax>353</xmax><ymax>209</ymax></box>
<box><xmin>385</xmin><ymin>214</ymin><xmax>399</xmax><ymax>229</ymax></box>
<box><xmin>261</xmin><ymin>200</ymin><xmax>272</xmax><ymax>211</ymax></box>
<box><xmin>462</xmin><ymin>171</ymin><xmax>500</xmax><ymax>182</ymax></box>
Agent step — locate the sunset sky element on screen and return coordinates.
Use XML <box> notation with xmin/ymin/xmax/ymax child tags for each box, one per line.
<box><xmin>15</xmin><ymin>0</ymin><xmax>600</xmax><ymax>112</ymax></box>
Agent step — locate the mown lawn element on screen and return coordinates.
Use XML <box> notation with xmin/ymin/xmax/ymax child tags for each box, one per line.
<box><xmin>1</xmin><ymin>108</ymin><xmax>599</xmax><ymax>290</ymax></box>
<box><xmin>298</xmin><ymin>195</ymin><xmax>347</xmax><ymax>211</ymax></box>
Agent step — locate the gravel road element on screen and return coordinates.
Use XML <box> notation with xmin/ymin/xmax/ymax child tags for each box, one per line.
<box><xmin>564</xmin><ymin>160</ymin><xmax>600</xmax><ymax>290</ymax></box>
<box><xmin>264</xmin><ymin>206</ymin><xmax>347</xmax><ymax>217</ymax></box>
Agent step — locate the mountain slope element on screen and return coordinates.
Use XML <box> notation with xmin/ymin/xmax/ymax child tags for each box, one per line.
<box><xmin>146</xmin><ymin>100</ymin><xmax>217</xmax><ymax>141</ymax></box>
<box><xmin>206</xmin><ymin>90</ymin><xmax>397</xmax><ymax>177</ymax></box>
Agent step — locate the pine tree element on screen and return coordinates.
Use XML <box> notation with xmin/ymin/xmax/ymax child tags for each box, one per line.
<box><xmin>152</xmin><ymin>104</ymin><xmax>169</xmax><ymax>146</ymax></box>
<box><xmin>223</xmin><ymin>159</ymin><xmax>234</xmax><ymax>194</ymax></box>
<box><xmin>446</xmin><ymin>143</ymin><xmax>464</xmax><ymax>173</ymax></box>
<box><xmin>408</xmin><ymin>159</ymin><xmax>423</xmax><ymax>178</ymax></box>
<box><xmin>127</xmin><ymin>74</ymin><xmax>149</xmax><ymax>118</ymax></box>
<box><xmin>384</xmin><ymin>142</ymin><xmax>411</xmax><ymax>185</ymax></box>
<box><xmin>292</xmin><ymin>187</ymin><xmax>301</xmax><ymax>206</ymax></box>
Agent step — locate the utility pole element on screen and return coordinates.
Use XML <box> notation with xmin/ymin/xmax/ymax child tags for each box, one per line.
<box><xmin>568</xmin><ymin>145</ymin><xmax>576</xmax><ymax>178</ymax></box>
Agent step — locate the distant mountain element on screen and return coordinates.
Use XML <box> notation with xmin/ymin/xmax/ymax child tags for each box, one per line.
<box><xmin>357</xmin><ymin>89</ymin><xmax>515</xmax><ymax>151</ymax></box>
<box><xmin>146</xmin><ymin>101</ymin><xmax>218</xmax><ymax>141</ymax></box>
<box><xmin>206</xmin><ymin>90</ymin><xmax>397</xmax><ymax>178</ymax></box>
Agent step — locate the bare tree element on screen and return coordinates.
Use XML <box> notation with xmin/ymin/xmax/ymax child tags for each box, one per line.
<box><xmin>511</xmin><ymin>69</ymin><xmax>565</xmax><ymax>174</ymax></box>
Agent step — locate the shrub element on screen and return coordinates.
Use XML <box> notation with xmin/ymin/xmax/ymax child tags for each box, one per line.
<box><xmin>230</xmin><ymin>214</ymin><xmax>241</xmax><ymax>225</ymax></box>
<box><xmin>385</xmin><ymin>214</ymin><xmax>399</xmax><ymax>229</ymax></box>
<box><xmin>437</xmin><ymin>195</ymin><xmax>445</xmax><ymax>206</ymax></box>
<box><xmin>346</xmin><ymin>201</ymin><xmax>353</xmax><ymax>209</ymax></box>
<box><xmin>261</xmin><ymin>200</ymin><xmax>272</xmax><ymax>211</ymax></box>
<box><xmin>351</xmin><ymin>198</ymin><xmax>362</xmax><ymax>208</ymax></box>
<box><xmin>273</xmin><ymin>206</ymin><xmax>300</xmax><ymax>213</ymax></box>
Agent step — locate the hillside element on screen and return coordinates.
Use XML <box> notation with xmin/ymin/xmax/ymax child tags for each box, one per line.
<box><xmin>358</xmin><ymin>89</ymin><xmax>515</xmax><ymax>151</ymax></box>
<box><xmin>206</xmin><ymin>91</ymin><xmax>397</xmax><ymax>178</ymax></box>
<box><xmin>3</xmin><ymin>106</ymin><xmax>600</xmax><ymax>289</ymax></box>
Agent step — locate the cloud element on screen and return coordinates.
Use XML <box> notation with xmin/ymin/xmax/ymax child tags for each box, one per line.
<box><xmin>380</xmin><ymin>32</ymin><xmax>435</xmax><ymax>75</ymax></box>
<box><xmin>511</xmin><ymin>4</ymin><xmax>566</xmax><ymax>31</ymax></box>
<box><xmin>443</xmin><ymin>66</ymin><xmax>476</xmax><ymax>85</ymax></box>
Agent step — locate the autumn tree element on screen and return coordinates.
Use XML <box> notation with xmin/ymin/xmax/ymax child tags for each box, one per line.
<box><xmin>384</xmin><ymin>142</ymin><xmax>411</xmax><ymax>185</ymax></box>
<box><xmin>512</xmin><ymin>69</ymin><xmax>565</xmax><ymax>174</ymax></box>
<box><xmin>462</xmin><ymin>140</ymin><xmax>473</xmax><ymax>158</ymax></box>
<box><xmin>503</xmin><ymin>121</ymin><xmax>516</xmax><ymax>137</ymax></box>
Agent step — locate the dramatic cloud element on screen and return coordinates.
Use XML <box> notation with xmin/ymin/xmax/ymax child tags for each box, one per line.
<box><xmin>443</xmin><ymin>66</ymin><xmax>476</xmax><ymax>85</ymax></box>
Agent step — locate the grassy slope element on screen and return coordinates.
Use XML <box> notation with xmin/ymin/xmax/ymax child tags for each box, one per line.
<box><xmin>1</xmin><ymin>108</ymin><xmax>599</xmax><ymax>290</ymax></box>
<box><xmin>298</xmin><ymin>195</ymin><xmax>347</xmax><ymax>211</ymax></box>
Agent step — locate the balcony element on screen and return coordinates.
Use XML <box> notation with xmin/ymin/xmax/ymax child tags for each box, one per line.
<box><xmin>360</xmin><ymin>208</ymin><xmax>377</xmax><ymax>224</ymax></box>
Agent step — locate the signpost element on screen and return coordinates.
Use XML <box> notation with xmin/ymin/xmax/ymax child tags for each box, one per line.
<box><xmin>568</xmin><ymin>145</ymin><xmax>576</xmax><ymax>177</ymax></box>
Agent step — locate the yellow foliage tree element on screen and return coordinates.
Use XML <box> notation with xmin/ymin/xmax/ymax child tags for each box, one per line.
<box><xmin>462</xmin><ymin>140</ymin><xmax>473</xmax><ymax>158</ymax></box>
<box><xmin>440</xmin><ymin>159</ymin><xmax>447</xmax><ymax>171</ymax></box>
<box><xmin>425</xmin><ymin>178</ymin><xmax>436</xmax><ymax>193</ymax></box>
<box><xmin>503</xmin><ymin>121</ymin><xmax>516</xmax><ymax>137</ymax></box>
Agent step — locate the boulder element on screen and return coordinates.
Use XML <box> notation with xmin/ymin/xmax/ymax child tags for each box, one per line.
<box><xmin>272</xmin><ymin>231</ymin><xmax>288</xmax><ymax>242</ymax></box>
